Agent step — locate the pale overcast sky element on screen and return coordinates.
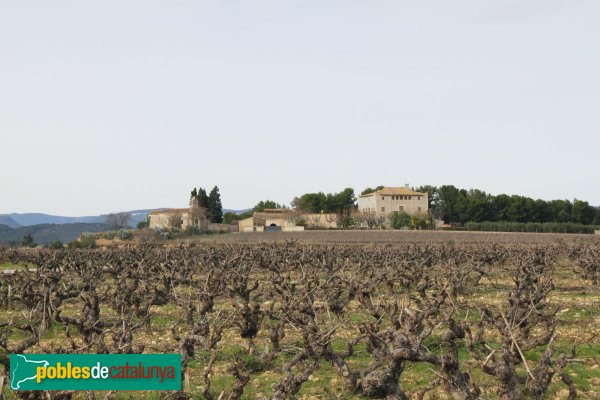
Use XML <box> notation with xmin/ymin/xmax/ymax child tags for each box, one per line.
<box><xmin>1</xmin><ymin>1</ymin><xmax>598</xmax><ymax>216</ymax></box>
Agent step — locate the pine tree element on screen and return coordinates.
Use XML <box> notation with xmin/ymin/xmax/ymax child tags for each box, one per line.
<box><xmin>190</xmin><ymin>187</ymin><xmax>198</xmax><ymax>199</ymax></box>
<box><xmin>208</xmin><ymin>186</ymin><xmax>223</xmax><ymax>223</ymax></box>
<box><xmin>20</xmin><ymin>234</ymin><xmax>36</xmax><ymax>248</ymax></box>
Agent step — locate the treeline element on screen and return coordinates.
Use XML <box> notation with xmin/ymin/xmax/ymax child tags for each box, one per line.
<box><xmin>417</xmin><ymin>185</ymin><xmax>600</xmax><ymax>226</ymax></box>
<box><xmin>193</xmin><ymin>184</ymin><xmax>599</xmax><ymax>230</ymax></box>
<box><xmin>291</xmin><ymin>188</ymin><xmax>356</xmax><ymax>214</ymax></box>
<box><xmin>462</xmin><ymin>221</ymin><xmax>598</xmax><ymax>234</ymax></box>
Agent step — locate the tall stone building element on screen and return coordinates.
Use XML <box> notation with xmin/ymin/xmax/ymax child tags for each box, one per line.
<box><xmin>357</xmin><ymin>186</ymin><xmax>428</xmax><ymax>217</ymax></box>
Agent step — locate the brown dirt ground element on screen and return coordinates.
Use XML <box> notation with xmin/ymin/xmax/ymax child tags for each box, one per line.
<box><xmin>179</xmin><ymin>229</ymin><xmax>600</xmax><ymax>245</ymax></box>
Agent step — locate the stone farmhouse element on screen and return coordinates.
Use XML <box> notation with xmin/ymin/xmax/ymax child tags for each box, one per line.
<box><xmin>149</xmin><ymin>186</ymin><xmax>428</xmax><ymax>232</ymax></box>
<box><xmin>358</xmin><ymin>186</ymin><xmax>428</xmax><ymax>217</ymax></box>
<box><xmin>148</xmin><ymin>197</ymin><xmax>211</xmax><ymax>230</ymax></box>
<box><xmin>238</xmin><ymin>209</ymin><xmax>338</xmax><ymax>232</ymax></box>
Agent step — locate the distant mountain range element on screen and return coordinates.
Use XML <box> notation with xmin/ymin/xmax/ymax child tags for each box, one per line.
<box><xmin>1</xmin><ymin>209</ymin><xmax>159</xmax><ymax>228</ymax></box>
<box><xmin>0</xmin><ymin>208</ymin><xmax>248</xmax><ymax>228</ymax></box>
<box><xmin>0</xmin><ymin>223</ymin><xmax>113</xmax><ymax>245</ymax></box>
<box><xmin>0</xmin><ymin>215</ymin><xmax>20</xmax><ymax>228</ymax></box>
<box><xmin>0</xmin><ymin>208</ymin><xmax>249</xmax><ymax>245</ymax></box>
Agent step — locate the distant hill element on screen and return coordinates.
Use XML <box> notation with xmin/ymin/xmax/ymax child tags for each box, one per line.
<box><xmin>233</xmin><ymin>209</ymin><xmax>252</xmax><ymax>215</ymax></box>
<box><xmin>2</xmin><ymin>208</ymin><xmax>250</xmax><ymax>228</ymax></box>
<box><xmin>0</xmin><ymin>207</ymin><xmax>251</xmax><ymax>245</ymax></box>
<box><xmin>3</xmin><ymin>210</ymin><xmax>158</xmax><ymax>227</ymax></box>
<box><xmin>0</xmin><ymin>223</ymin><xmax>113</xmax><ymax>245</ymax></box>
<box><xmin>0</xmin><ymin>215</ymin><xmax>20</xmax><ymax>228</ymax></box>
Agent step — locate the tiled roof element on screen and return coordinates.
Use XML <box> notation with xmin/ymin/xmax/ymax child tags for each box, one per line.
<box><xmin>148</xmin><ymin>208</ymin><xmax>189</xmax><ymax>216</ymax></box>
<box><xmin>359</xmin><ymin>187</ymin><xmax>426</xmax><ymax>197</ymax></box>
<box><xmin>253</xmin><ymin>212</ymin><xmax>291</xmax><ymax>220</ymax></box>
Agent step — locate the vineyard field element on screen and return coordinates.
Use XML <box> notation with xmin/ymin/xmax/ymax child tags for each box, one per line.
<box><xmin>0</xmin><ymin>240</ymin><xmax>599</xmax><ymax>399</ymax></box>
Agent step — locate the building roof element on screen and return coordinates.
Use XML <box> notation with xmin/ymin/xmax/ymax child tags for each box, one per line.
<box><xmin>263</xmin><ymin>208</ymin><xmax>289</xmax><ymax>213</ymax></box>
<box><xmin>148</xmin><ymin>208</ymin><xmax>189</xmax><ymax>216</ymax></box>
<box><xmin>245</xmin><ymin>210</ymin><xmax>336</xmax><ymax>221</ymax></box>
<box><xmin>253</xmin><ymin>212</ymin><xmax>291</xmax><ymax>220</ymax></box>
<box><xmin>359</xmin><ymin>187</ymin><xmax>426</xmax><ymax>198</ymax></box>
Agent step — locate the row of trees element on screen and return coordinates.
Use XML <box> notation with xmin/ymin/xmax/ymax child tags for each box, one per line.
<box><xmin>190</xmin><ymin>186</ymin><xmax>223</xmax><ymax>223</ymax></box>
<box><xmin>416</xmin><ymin>185</ymin><xmax>600</xmax><ymax>225</ymax></box>
<box><xmin>291</xmin><ymin>188</ymin><xmax>356</xmax><ymax>214</ymax></box>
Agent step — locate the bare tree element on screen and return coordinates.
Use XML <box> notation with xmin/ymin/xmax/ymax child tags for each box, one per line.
<box><xmin>105</xmin><ymin>212</ymin><xmax>131</xmax><ymax>232</ymax></box>
<box><xmin>285</xmin><ymin>209</ymin><xmax>304</xmax><ymax>226</ymax></box>
<box><xmin>325</xmin><ymin>212</ymin><xmax>338</xmax><ymax>228</ymax></box>
<box><xmin>167</xmin><ymin>210</ymin><xmax>184</xmax><ymax>230</ymax></box>
<box><xmin>354</xmin><ymin>212</ymin><xmax>386</xmax><ymax>229</ymax></box>
<box><xmin>306</xmin><ymin>213</ymin><xmax>323</xmax><ymax>229</ymax></box>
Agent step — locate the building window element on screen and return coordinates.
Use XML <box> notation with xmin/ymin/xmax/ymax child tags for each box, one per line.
<box><xmin>381</xmin><ymin>207</ymin><xmax>385</xmax><ymax>212</ymax></box>
<box><xmin>418</xmin><ymin>207</ymin><xmax>421</xmax><ymax>212</ymax></box>
<box><xmin>399</xmin><ymin>206</ymin><xmax>404</xmax><ymax>211</ymax></box>
<box><xmin>418</xmin><ymin>196</ymin><xmax>421</xmax><ymax>200</ymax></box>
<box><xmin>381</xmin><ymin>196</ymin><xmax>385</xmax><ymax>200</ymax></box>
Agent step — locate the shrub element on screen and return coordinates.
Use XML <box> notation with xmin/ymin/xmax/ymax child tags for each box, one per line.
<box><xmin>137</xmin><ymin>221</ymin><xmax>149</xmax><ymax>230</ymax></box>
<box><xmin>411</xmin><ymin>215</ymin><xmax>428</xmax><ymax>230</ymax></box>
<box><xmin>119</xmin><ymin>230</ymin><xmax>133</xmax><ymax>240</ymax></box>
<box><xmin>155</xmin><ymin>228</ymin><xmax>174</xmax><ymax>240</ymax></box>
<box><xmin>78</xmin><ymin>234</ymin><xmax>97</xmax><ymax>249</ymax></box>
<box><xmin>389</xmin><ymin>212</ymin><xmax>412</xmax><ymax>229</ymax></box>
<box><xmin>185</xmin><ymin>225</ymin><xmax>205</xmax><ymax>236</ymax></box>
<box><xmin>67</xmin><ymin>240</ymin><xmax>82</xmax><ymax>249</ymax></box>
<box><xmin>20</xmin><ymin>234</ymin><xmax>36</xmax><ymax>248</ymax></box>
<box><xmin>48</xmin><ymin>240</ymin><xmax>64</xmax><ymax>250</ymax></box>
<box><xmin>338</xmin><ymin>216</ymin><xmax>356</xmax><ymax>229</ymax></box>
<box><xmin>295</xmin><ymin>219</ymin><xmax>307</xmax><ymax>227</ymax></box>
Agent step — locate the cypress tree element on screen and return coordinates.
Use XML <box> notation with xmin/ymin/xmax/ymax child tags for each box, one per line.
<box><xmin>197</xmin><ymin>188</ymin><xmax>210</xmax><ymax>209</ymax></box>
<box><xmin>208</xmin><ymin>186</ymin><xmax>223</xmax><ymax>223</ymax></box>
<box><xmin>196</xmin><ymin>187</ymin><xmax>212</xmax><ymax>220</ymax></box>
